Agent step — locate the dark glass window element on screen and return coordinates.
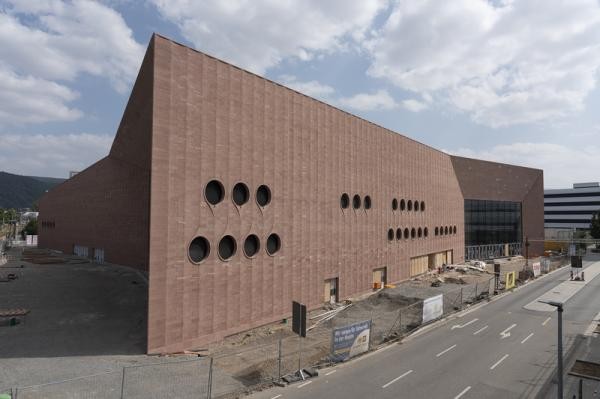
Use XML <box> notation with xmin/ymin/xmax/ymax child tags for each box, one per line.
<box><xmin>256</xmin><ymin>185</ymin><xmax>271</xmax><ymax>207</ymax></box>
<box><xmin>341</xmin><ymin>193</ymin><xmax>349</xmax><ymax>209</ymax></box>
<box><xmin>464</xmin><ymin>199</ymin><xmax>522</xmax><ymax>246</ymax></box>
<box><xmin>388</xmin><ymin>229</ymin><xmax>394</xmax><ymax>241</ymax></box>
<box><xmin>396</xmin><ymin>228</ymin><xmax>402</xmax><ymax>240</ymax></box>
<box><xmin>392</xmin><ymin>198</ymin><xmax>398</xmax><ymax>210</ymax></box>
<box><xmin>353</xmin><ymin>195</ymin><xmax>361</xmax><ymax>209</ymax></box>
<box><xmin>232</xmin><ymin>182</ymin><xmax>250</xmax><ymax>206</ymax></box>
<box><xmin>189</xmin><ymin>236</ymin><xmax>210</xmax><ymax>263</ymax></box>
<box><xmin>400</xmin><ymin>199</ymin><xmax>406</xmax><ymax>211</ymax></box>
<box><xmin>407</xmin><ymin>200</ymin><xmax>413</xmax><ymax>211</ymax></box>
<box><xmin>364</xmin><ymin>195</ymin><xmax>372</xmax><ymax>210</ymax></box>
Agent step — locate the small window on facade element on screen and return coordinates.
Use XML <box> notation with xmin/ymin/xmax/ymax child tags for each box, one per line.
<box><xmin>205</xmin><ymin>180</ymin><xmax>225</xmax><ymax>205</ymax></box>
<box><xmin>243</xmin><ymin>234</ymin><xmax>260</xmax><ymax>258</ymax></box>
<box><xmin>404</xmin><ymin>228</ymin><xmax>409</xmax><ymax>239</ymax></box>
<box><xmin>407</xmin><ymin>200</ymin><xmax>413</xmax><ymax>211</ymax></box>
<box><xmin>218</xmin><ymin>235</ymin><xmax>236</xmax><ymax>260</ymax></box>
<box><xmin>189</xmin><ymin>236</ymin><xmax>210</xmax><ymax>263</ymax></box>
<box><xmin>266</xmin><ymin>233</ymin><xmax>281</xmax><ymax>255</ymax></box>
<box><xmin>256</xmin><ymin>185</ymin><xmax>271</xmax><ymax>207</ymax></box>
<box><xmin>400</xmin><ymin>199</ymin><xmax>406</xmax><ymax>211</ymax></box>
<box><xmin>396</xmin><ymin>228</ymin><xmax>402</xmax><ymax>240</ymax></box>
<box><xmin>341</xmin><ymin>193</ymin><xmax>350</xmax><ymax>209</ymax></box>
<box><xmin>415</xmin><ymin>201</ymin><xmax>420</xmax><ymax>212</ymax></box>
<box><xmin>392</xmin><ymin>198</ymin><xmax>398</xmax><ymax>211</ymax></box>
<box><xmin>440</xmin><ymin>226</ymin><xmax>444</xmax><ymax>235</ymax></box>
<box><xmin>453</xmin><ymin>226</ymin><xmax>457</xmax><ymax>234</ymax></box>
<box><xmin>418</xmin><ymin>227</ymin><xmax>422</xmax><ymax>238</ymax></box>
<box><xmin>421</xmin><ymin>201</ymin><xmax>425</xmax><ymax>212</ymax></box>
<box><xmin>411</xmin><ymin>228</ymin><xmax>416</xmax><ymax>239</ymax></box>
<box><xmin>353</xmin><ymin>194</ymin><xmax>361</xmax><ymax>209</ymax></box>
<box><xmin>388</xmin><ymin>229</ymin><xmax>394</xmax><ymax>241</ymax></box>
<box><xmin>435</xmin><ymin>227</ymin><xmax>439</xmax><ymax>236</ymax></box>
<box><xmin>445</xmin><ymin>226</ymin><xmax>449</xmax><ymax>235</ymax></box>
<box><xmin>232</xmin><ymin>182</ymin><xmax>250</xmax><ymax>206</ymax></box>
<box><xmin>424</xmin><ymin>227</ymin><xmax>429</xmax><ymax>237</ymax></box>
<box><xmin>364</xmin><ymin>195</ymin><xmax>372</xmax><ymax>210</ymax></box>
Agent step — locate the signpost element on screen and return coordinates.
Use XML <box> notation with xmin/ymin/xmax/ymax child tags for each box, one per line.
<box><xmin>292</xmin><ymin>301</ymin><xmax>307</xmax><ymax>379</ymax></box>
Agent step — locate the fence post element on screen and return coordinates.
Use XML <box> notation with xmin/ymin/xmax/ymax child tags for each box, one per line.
<box><xmin>460</xmin><ymin>288</ymin><xmax>463</xmax><ymax>309</ymax></box>
<box><xmin>278</xmin><ymin>338</ymin><xmax>282</xmax><ymax>382</ymax></box>
<box><xmin>120</xmin><ymin>367</ymin><xmax>126</xmax><ymax>399</ymax></box>
<box><xmin>206</xmin><ymin>357</ymin><xmax>213</xmax><ymax>399</ymax></box>
<box><xmin>475</xmin><ymin>283</ymin><xmax>478</xmax><ymax>301</ymax></box>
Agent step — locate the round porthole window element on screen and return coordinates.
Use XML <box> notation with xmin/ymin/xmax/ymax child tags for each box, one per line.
<box><xmin>415</xmin><ymin>201</ymin><xmax>420</xmax><ymax>212</ymax></box>
<box><xmin>341</xmin><ymin>193</ymin><xmax>350</xmax><ymax>209</ymax></box>
<box><xmin>404</xmin><ymin>228</ymin><xmax>409</xmax><ymax>239</ymax></box>
<box><xmin>353</xmin><ymin>195</ymin><xmax>361</xmax><ymax>209</ymax></box>
<box><xmin>205</xmin><ymin>180</ymin><xmax>225</xmax><ymax>205</ymax></box>
<box><xmin>364</xmin><ymin>195</ymin><xmax>372</xmax><ymax>210</ymax></box>
<box><xmin>424</xmin><ymin>227</ymin><xmax>429</xmax><ymax>237</ymax></box>
<box><xmin>418</xmin><ymin>227</ymin><xmax>422</xmax><ymax>238</ymax></box>
<box><xmin>407</xmin><ymin>200</ymin><xmax>413</xmax><ymax>211</ymax></box>
<box><xmin>256</xmin><ymin>185</ymin><xmax>271</xmax><ymax>207</ymax></box>
<box><xmin>435</xmin><ymin>227</ymin><xmax>439</xmax><ymax>236</ymax></box>
<box><xmin>388</xmin><ymin>229</ymin><xmax>394</xmax><ymax>241</ymax></box>
<box><xmin>188</xmin><ymin>236</ymin><xmax>210</xmax><ymax>264</ymax></box>
<box><xmin>440</xmin><ymin>226</ymin><xmax>444</xmax><ymax>235</ymax></box>
<box><xmin>411</xmin><ymin>228</ymin><xmax>416</xmax><ymax>239</ymax></box>
<box><xmin>243</xmin><ymin>234</ymin><xmax>260</xmax><ymax>258</ymax></box>
<box><xmin>396</xmin><ymin>228</ymin><xmax>402</xmax><ymax>240</ymax></box>
<box><xmin>453</xmin><ymin>226</ymin><xmax>457</xmax><ymax>234</ymax></box>
<box><xmin>392</xmin><ymin>198</ymin><xmax>398</xmax><ymax>211</ymax></box>
<box><xmin>445</xmin><ymin>226</ymin><xmax>449</xmax><ymax>235</ymax></box>
<box><xmin>400</xmin><ymin>199</ymin><xmax>406</xmax><ymax>211</ymax></box>
<box><xmin>218</xmin><ymin>235</ymin><xmax>236</xmax><ymax>260</ymax></box>
<box><xmin>232</xmin><ymin>182</ymin><xmax>250</xmax><ymax>206</ymax></box>
<box><xmin>266</xmin><ymin>233</ymin><xmax>281</xmax><ymax>255</ymax></box>
<box><xmin>421</xmin><ymin>201</ymin><xmax>426</xmax><ymax>212</ymax></box>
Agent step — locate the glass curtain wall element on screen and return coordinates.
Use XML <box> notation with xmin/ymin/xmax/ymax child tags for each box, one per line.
<box><xmin>464</xmin><ymin>200</ymin><xmax>522</xmax><ymax>246</ymax></box>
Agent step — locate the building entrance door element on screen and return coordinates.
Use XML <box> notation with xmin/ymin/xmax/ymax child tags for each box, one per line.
<box><xmin>324</xmin><ymin>278</ymin><xmax>338</xmax><ymax>304</ymax></box>
<box><xmin>373</xmin><ymin>267</ymin><xmax>387</xmax><ymax>289</ymax></box>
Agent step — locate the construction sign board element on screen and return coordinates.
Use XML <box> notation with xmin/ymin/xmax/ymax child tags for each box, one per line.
<box><xmin>422</xmin><ymin>294</ymin><xmax>444</xmax><ymax>323</ymax></box>
<box><xmin>532</xmin><ymin>262</ymin><xmax>541</xmax><ymax>277</ymax></box>
<box><xmin>331</xmin><ymin>320</ymin><xmax>371</xmax><ymax>361</ymax></box>
<box><xmin>292</xmin><ymin>301</ymin><xmax>306</xmax><ymax>337</ymax></box>
<box><xmin>505</xmin><ymin>271</ymin><xmax>516</xmax><ymax>289</ymax></box>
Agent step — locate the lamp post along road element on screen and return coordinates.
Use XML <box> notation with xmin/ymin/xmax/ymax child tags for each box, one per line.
<box><xmin>539</xmin><ymin>300</ymin><xmax>564</xmax><ymax>399</ymax></box>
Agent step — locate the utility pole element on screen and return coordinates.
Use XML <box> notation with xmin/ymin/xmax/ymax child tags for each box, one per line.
<box><xmin>539</xmin><ymin>300</ymin><xmax>564</xmax><ymax>399</ymax></box>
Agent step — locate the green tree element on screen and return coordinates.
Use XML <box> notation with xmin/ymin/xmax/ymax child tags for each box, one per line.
<box><xmin>591</xmin><ymin>211</ymin><xmax>600</xmax><ymax>239</ymax></box>
<box><xmin>21</xmin><ymin>219</ymin><xmax>38</xmax><ymax>238</ymax></box>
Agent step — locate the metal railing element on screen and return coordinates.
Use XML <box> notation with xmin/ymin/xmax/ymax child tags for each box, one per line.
<box><xmin>465</xmin><ymin>242</ymin><xmax>522</xmax><ymax>260</ymax></box>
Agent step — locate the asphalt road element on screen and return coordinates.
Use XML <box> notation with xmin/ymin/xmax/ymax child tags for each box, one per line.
<box><xmin>250</xmin><ymin>256</ymin><xmax>600</xmax><ymax>399</ymax></box>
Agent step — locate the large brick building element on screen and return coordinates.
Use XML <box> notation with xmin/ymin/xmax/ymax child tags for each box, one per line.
<box><xmin>39</xmin><ymin>34</ymin><xmax>543</xmax><ymax>354</ymax></box>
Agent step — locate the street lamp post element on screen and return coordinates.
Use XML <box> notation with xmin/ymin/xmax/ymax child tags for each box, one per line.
<box><xmin>539</xmin><ymin>300</ymin><xmax>564</xmax><ymax>399</ymax></box>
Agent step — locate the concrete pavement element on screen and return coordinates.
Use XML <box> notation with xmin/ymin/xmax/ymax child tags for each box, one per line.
<box><xmin>249</xmin><ymin>257</ymin><xmax>600</xmax><ymax>399</ymax></box>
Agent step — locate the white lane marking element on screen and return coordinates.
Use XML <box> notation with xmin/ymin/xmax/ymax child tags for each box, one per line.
<box><xmin>325</xmin><ymin>370</ymin><xmax>337</xmax><ymax>376</ymax></box>
<box><xmin>473</xmin><ymin>325</ymin><xmax>489</xmax><ymax>335</ymax></box>
<box><xmin>454</xmin><ymin>386</ymin><xmax>472</xmax><ymax>399</ymax></box>
<box><xmin>451</xmin><ymin>318</ymin><xmax>479</xmax><ymax>330</ymax></box>
<box><xmin>298</xmin><ymin>381</ymin><xmax>312</xmax><ymax>388</ymax></box>
<box><xmin>521</xmin><ymin>332</ymin><xmax>534</xmax><ymax>344</ymax></box>
<box><xmin>436</xmin><ymin>344</ymin><xmax>457</xmax><ymax>357</ymax></box>
<box><xmin>271</xmin><ymin>395</ymin><xmax>282</xmax><ymax>399</ymax></box>
<box><xmin>490</xmin><ymin>354</ymin><xmax>509</xmax><ymax>370</ymax></box>
<box><xmin>542</xmin><ymin>317</ymin><xmax>552</xmax><ymax>326</ymax></box>
<box><xmin>500</xmin><ymin>323</ymin><xmax>517</xmax><ymax>339</ymax></box>
<box><xmin>382</xmin><ymin>370</ymin><xmax>413</xmax><ymax>388</ymax></box>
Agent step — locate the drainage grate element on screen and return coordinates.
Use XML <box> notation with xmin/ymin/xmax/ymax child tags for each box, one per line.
<box><xmin>569</xmin><ymin>359</ymin><xmax>600</xmax><ymax>381</ymax></box>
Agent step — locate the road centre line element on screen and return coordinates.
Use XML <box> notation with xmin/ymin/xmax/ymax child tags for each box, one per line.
<box><xmin>270</xmin><ymin>395</ymin><xmax>282</xmax><ymax>399</ymax></box>
<box><xmin>542</xmin><ymin>317</ymin><xmax>552</xmax><ymax>326</ymax></box>
<box><xmin>382</xmin><ymin>369</ymin><xmax>413</xmax><ymax>388</ymax></box>
<box><xmin>297</xmin><ymin>381</ymin><xmax>312</xmax><ymax>388</ymax></box>
<box><xmin>436</xmin><ymin>344</ymin><xmax>457</xmax><ymax>357</ymax></box>
<box><xmin>490</xmin><ymin>354</ymin><xmax>509</xmax><ymax>370</ymax></box>
<box><xmin>454</xmin><ymin>386</ymin><xmax>472</xmax><ymax>399</ymax></box>
<box><xmin>521</xmin><ymin>333</ymin><xmax>534</xmax><ymax>344</ymax></box>
<box><xmin>473</xmin><ymin>325</ymin><xmax>488</xmax><ymax>335</ymax></box>
<box><xmin>325</xmin><ymin>370</ymin><xmax>336</xmax><ymax>376</ymax></box>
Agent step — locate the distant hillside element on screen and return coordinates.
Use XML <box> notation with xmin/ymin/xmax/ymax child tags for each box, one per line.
<box><xmin>0</xmin><ymin>171</ymin><xmax>65</xmax><ymax>209</ymax></box>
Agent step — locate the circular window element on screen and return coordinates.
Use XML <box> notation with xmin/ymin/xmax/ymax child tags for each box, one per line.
<box><xmin>218</xmin><ymin>235</ymin><xmax>236</xmax><ymax>260</ymax></box>
<box><xmin>404</xmin><ymin>228</ymin><xmax>409</xmax><ymax>239</ymax></box>
<box><xmin>388</xmin><ymin>229</ymin><xmax>394</xmax><ymax>241</ymax></box>
<box><xmin>188</xmin><ymin>236</ymin><xmax>210</xmax><ymax>263</ymax></box>
<box><xmin>353</xmin><ymin>194</ymin><xmax>361</xmax><ymax>209</ymax></box>
<box><xmin>421</xmin><ymin>201</ymin><xmax>426</xmax><ymax>212</ymax></box>
<box><xmin>256</xmin><ymin>185</ymin><xmax>271</xmax><ymax>207</ymax></box>
<box><xmin>415</xmin><ymin>201</ymin><xmax>420</xmax><ymax>212</ymax></box>
<box><xmin>266</xmin><ymin>233</ymin><xmax>281</xmax><ymax>255</ymax></box>
<box><xmin>364</xmin><ymin>195</ymin><xmax>372</xmax><ymax>210</ymax></box>
<box><xmin>407</xmin><ymin>200</ymin><xmax>413</xmax><ymax>211</ymax></box>
<box><xmin>424</xmin><ymin>227</ymin><xmax>429</xmax><ymax>237</ymax></box>
<box><xmin>453</xmin><ymin>226</ymin><xmax>457</xmax><ymax>234</ymax></box>
<box><xmin>205</xmin><ymin>180</ymin><xmax>225</xmax><ymax>205</ymax></box>
<box><xmin>435</xmin><ymin>227</ymin><xmax>439</xmax><ymax>236</ymax></box>
<box><xmin>392</xmin><ymin>198</ymin><xmax>398</xmax><ymax>211</ymax></box>
<box><xmin>400</xmin><ymin>199</ymin><xmax>406</xmax><ymax>211</ymax></box>
<box><xmin>411</xmin><ymin>228</ymin><xmax>416</xmax><ymax>239</ymax></box>
<box><xmin>232</xmin><ymin>182</ymin><xmax>250</xmax><ymax>206</ymax></box>
<box><xmin>418</xmin><ymin>227</ymin><xmax>422</xmax><ymax>238</ymax></box>
<box><xmin>341</xmin><ymin>193</ymin><xmax>349</xmax><ymax>209</ymax></box>
<box><xmin>444</xmin><ymin>226</ymin><xmax>449</xmax><ymax>235</ymax></box>
<box><xmin>396</xmin><ymin>228</ymin><xmax>402</xmax><ymax>240</ymax></box>
<box><xmin>243</xmin><ymin>234</ymin><xmax>260</xmax><ymax>258</ymax></box>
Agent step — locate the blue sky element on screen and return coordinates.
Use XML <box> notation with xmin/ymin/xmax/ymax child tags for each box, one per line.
<box><xmin>0</xmin><ymin>0</ymin><xmax>599</xmax><ymax>188</ymax></box>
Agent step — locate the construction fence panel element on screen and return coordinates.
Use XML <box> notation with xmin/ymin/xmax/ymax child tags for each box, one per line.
<box><xmin>14</xmin><ymin>371</ymin><xmax>122</xmax><ymax>399</ymax></box>
<box><xmin>121</xmin><ymin>358</ymin><xmax>210</xmax><ymax>399</ymax></box>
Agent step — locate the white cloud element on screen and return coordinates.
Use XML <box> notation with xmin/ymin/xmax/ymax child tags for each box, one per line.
<box><xmin>401</xmin><ymin>99</ymin><xmax>428</xmax><ymax>112</ymax></box>
<box><xmin>0</xmin><ymin>0</ymin><xmax>144</xmax><ymax>124</ymax></box>
<box><xmin>277</xmin><ymin>75</ymin><xmax>335</xmax><ymax>101</ymax></box>
<box><xmin>150</xmin><ymin>0</ymin><xmax>387</xmax><ymax>74</ymax></box>
<box><xmin>447</xmin><ymin>142</ymin><xmax>600</xmax><ymax>189</ymax></box>
<box><xmin>339</xmin><ymin>89</ymin><xmax>398</xmax><ymax>111</ymax></box>
<box><xmin>368</xmin><ymin>0</ymin><xmax>600</xmax><ymax>127</ymax></box>
<box><xmin>0</xmin><ymin>133</ymin><xmax>113</xmax><ymax>178</ymax></box>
